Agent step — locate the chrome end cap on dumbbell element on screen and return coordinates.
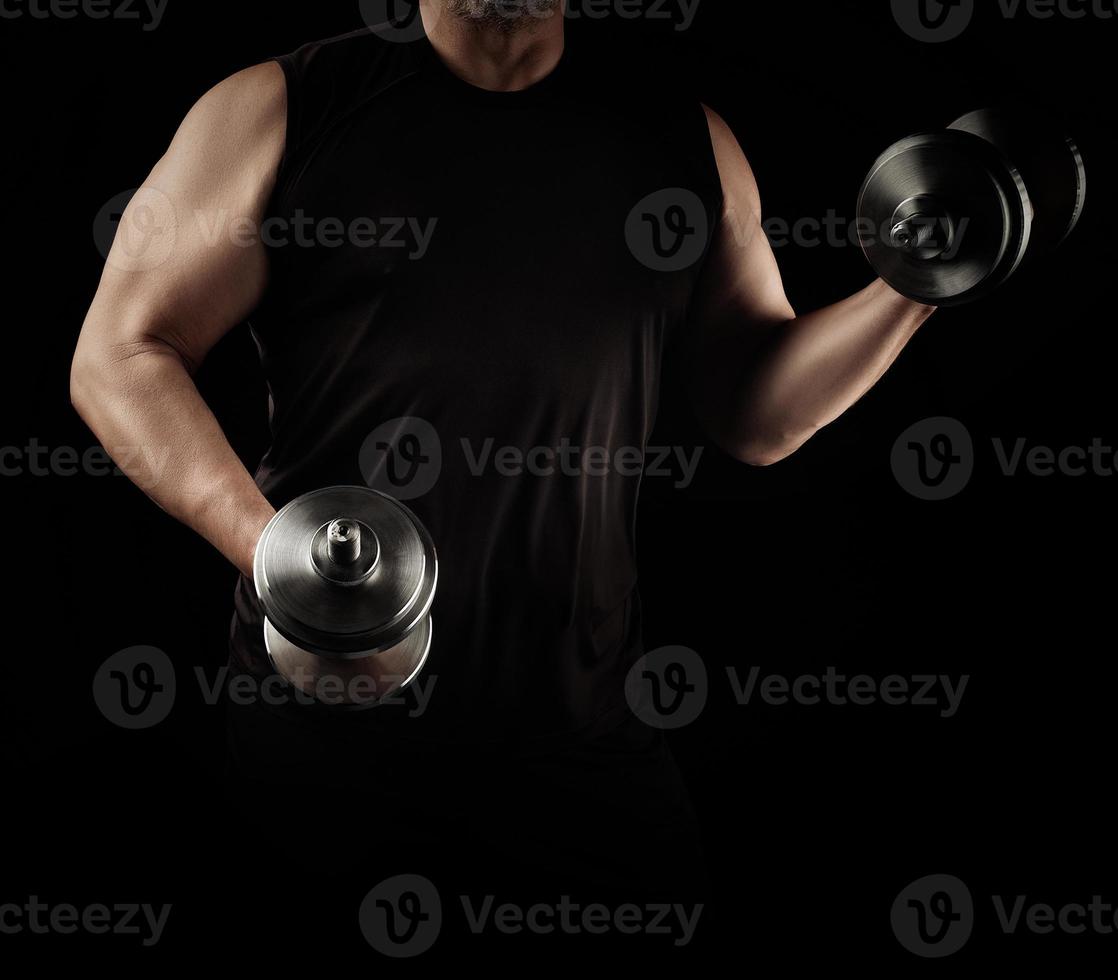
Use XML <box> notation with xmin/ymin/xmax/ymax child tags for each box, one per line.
<box><xmin>254</xmin><ymin>486</ymin><xmax>438</xmax><ymax>707</ymax></box>
<box><xmin>857</xmin><ymin>129</ymin><xmax>1031</xmax><ymax>307</ymax></box>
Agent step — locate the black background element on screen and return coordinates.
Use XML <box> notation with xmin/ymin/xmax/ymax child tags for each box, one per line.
<box><xmin>3</xmin><ymin>0</ymin><xmax>1117</xmax><ymax>968</ymax></box>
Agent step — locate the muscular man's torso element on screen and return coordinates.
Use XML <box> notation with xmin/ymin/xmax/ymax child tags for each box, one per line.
<box><xmin>229</xmin><ymin>27</ymin><xmax>723</xmax><ymax>741</ymax></box>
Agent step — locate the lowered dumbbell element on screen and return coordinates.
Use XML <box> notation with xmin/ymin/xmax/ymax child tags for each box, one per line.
<box><xmin>253</xmin><ymin>486</ymin><xmax>437</xmax><ymax>709</ymax></box>
<box><xmin>857</xmin><ymin>107</ymin><xmax>1087</xmax><ymax>306</ymax></box>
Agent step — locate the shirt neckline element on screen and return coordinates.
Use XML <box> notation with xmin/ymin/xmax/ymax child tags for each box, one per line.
<box><xmin>417</xmin><ymin>29</ymin><xmax>569</xmax><ymax>105</ymax></box>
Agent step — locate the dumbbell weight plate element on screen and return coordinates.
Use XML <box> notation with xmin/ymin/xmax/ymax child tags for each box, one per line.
<box><xmin>254</xmin><ymin>486</ymin><xmax>438</xmax><ymax>707</ymax></box>
<box><xmin>857</xmin><ymin>130</ymin><xmax>1031</xmax><ymax>306</ymax></box>
<box><xmin>264</xmin><ymin>615</ymin><xmax>432</xmax><ymax>707</ymax></box>
<box><xmin>948</xmin><ymin>107</ymin><xmax>1087</xmax><ymax>259</ymax></box>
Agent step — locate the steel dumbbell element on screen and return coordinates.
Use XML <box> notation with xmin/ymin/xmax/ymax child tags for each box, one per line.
<box><xmin>857</xmin><ymin>107</ymin><xmax>1087</xmax><ymax>306</ymax></box>
<box><xmin>253</xmin><ymin>486</ymin><xmax>437</xmax><ymax>709</ymax></box>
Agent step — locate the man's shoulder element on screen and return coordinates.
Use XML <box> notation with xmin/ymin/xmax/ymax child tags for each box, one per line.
<box><xmin>274</xmin><ymin>27</ymin><xmax>419</xmax><ymax>84</ymax></box>
<box><xmin>268</xmin><ymin>28</ymin><xmax>428</xmax><ymax>155</ymax></box>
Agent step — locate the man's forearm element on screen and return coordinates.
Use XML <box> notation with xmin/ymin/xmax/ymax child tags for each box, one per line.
<box><xmin>700</xmin><ymin>279</ymin><xmax>936</xmax><ymax>465</ymax></box>
<box><xmin>70</xmin><ymin>336</ymin><xmax>275</xmax><ymax>578</ymax></box>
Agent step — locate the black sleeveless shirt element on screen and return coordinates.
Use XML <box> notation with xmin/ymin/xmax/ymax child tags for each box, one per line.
<box><xmin>230</xmin><ymin>26</ymin><xmax>723</xmax><ymax>742</ymax></box>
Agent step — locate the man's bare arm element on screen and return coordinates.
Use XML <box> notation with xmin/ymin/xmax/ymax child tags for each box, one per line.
<box><xmin>71</xmin><ymin>63</ymin><xmax>286</xmax><ymax>576</ymax></box>
<box><xmin>688</xmin><ymin>107</ymin><xmax>937</xmax><ymax>466</ymax></box>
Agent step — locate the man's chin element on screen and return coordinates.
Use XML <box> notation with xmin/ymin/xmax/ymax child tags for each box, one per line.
<box><xmin>448</xmin><ymin>0</ymin><xmax>562</xmax><ymax>33</ymax></box>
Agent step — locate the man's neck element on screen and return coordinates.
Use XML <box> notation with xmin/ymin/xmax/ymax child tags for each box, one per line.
<box><xmin>421</xmin><ymin>0</ymin><xmax>566</xmax><ymax>92</ymax></box>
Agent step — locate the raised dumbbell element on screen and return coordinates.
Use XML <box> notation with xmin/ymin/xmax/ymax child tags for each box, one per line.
<box><xmin>857</xmin><ymin>107</ymin><xmax>1087</xmax><ymax>306</ymax></box>
<box><xmin>253</xmin><ymin>486</ymin><xmax>438</xmax><ymax>709</ymax></box>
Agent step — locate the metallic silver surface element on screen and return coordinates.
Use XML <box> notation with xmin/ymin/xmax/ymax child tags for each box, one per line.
<box><xmin>264</xmin><ymin>614</ymin><xmax>433</xmax><ymax>709</ymax></box>
<box><xmin>254</xmin><ymin>486</ymin><xmax>437</xmax><ymax>660</ymax></box>
<box><xmin>858</xmin><ymin>129</ymin><xmax>1030</xmax><ymax>306</ymax></box>
<box><xmin>310</xmin><ymin>518</ymin><xmax>380</xmax><ymax>586</ymax></box>
<box><xmin>327</xmin><ymin>518</ymin><xmax>362</xmax><ymax>566</ymax></box>
<box><xmin>948</xmin><ymin>107</ymin><xmax>1087</xmax><ymax>257</ymax></box>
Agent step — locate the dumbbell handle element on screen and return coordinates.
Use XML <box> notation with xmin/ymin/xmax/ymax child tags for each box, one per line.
<box><xmin>890</xmin><ymin>216</ymin><xmax>934</xmax><ymax>251</ymax></box>
<box><xmin>888</xmin><ymin>197</ymin><xmax>954</xmax><ymax>260</ymax></box>
<box><xmin>327</xmin><ymin>518</ymin><xmax>362</xmax><ymax>565</ymax></box>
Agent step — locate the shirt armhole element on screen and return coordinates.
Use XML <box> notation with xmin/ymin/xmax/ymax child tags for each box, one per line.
<box><xmin>271</xmin><ymin>53</ymin><xmax>302</xmax><ymax>205</ymax></box>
